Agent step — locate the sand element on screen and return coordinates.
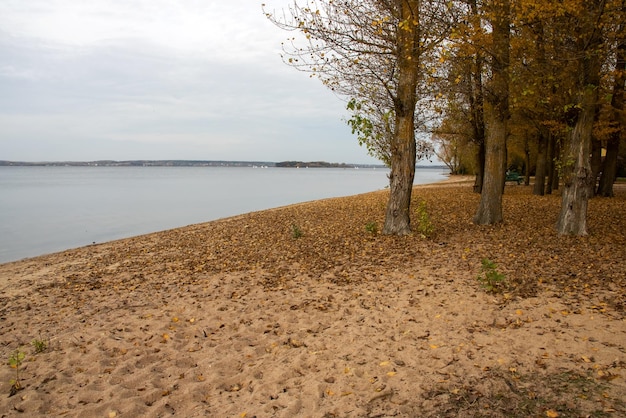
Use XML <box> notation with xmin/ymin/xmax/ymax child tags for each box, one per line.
<box><xmin>0</xmin><ymin>180</ymin><xmax>624</xmax><ymax>417</ymax></box>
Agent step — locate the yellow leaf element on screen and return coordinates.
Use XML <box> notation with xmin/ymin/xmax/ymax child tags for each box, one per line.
<box><xmin>546</xmin><ymin>410</ymin><xmax>559</xmax><ymax>417</ymax></box>
<box><xmin>172</xmin><ymin>317</ymin><xmax>179</xmax><ymax>322</ymax></box>
<box><xmin>387</xmin><ymin>371</ymin><xmax>397</xmax><ymax>377</ymax></box>
<box><xmin>430</xmin><ymin>344</ymin><xmax>439</xmax><ymax>349</ymax></box>
<box><xmin>379</xmin><ymin>361</ymin><xmax>390</xmax><ymax>367</ymax></box>
<box><xmin>581</xmin><ymin>356</ymin><xmax>592</xmax><ymax>363</ymax></box>
<box><xmin>516</xmin><ymin>309</ymin><xmax>523</xmax><ymax>316</ymax></box>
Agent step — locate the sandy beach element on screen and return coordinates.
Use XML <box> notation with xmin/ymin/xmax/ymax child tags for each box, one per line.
<box><xmin>1</xmin><ymin>180</ymin><xmax>624</xmax><ymax>417</ymax></box>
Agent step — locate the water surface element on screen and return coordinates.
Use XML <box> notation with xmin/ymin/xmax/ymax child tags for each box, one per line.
<box><xmin>0</xmin><ymin>166</ymin><xmax>447</xmax><ymax>263</ymax></box>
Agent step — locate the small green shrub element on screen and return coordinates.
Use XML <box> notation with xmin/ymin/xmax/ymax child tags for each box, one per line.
<box><xmin>31</xmin><ymin>337</ymin><xmax>48</xmax><ymax>353</ymax></box>
<box><xmin>415</xmin><ymin>199</ymin><xmax>434</xmax><ymax>238</ymax></box>
<box><xmin>8</xmin><ymin>349</ymin><xmax>25</xmax><ymax>396</ymax></box>
<box><xmin>291</xmin><ymin>224</ymin><xmax>303</xmax><ymax>239</ymax></box>
<box><xmin>365</xmin><ymin>221</ymin><xmax>378</xmax><ymax>235</ymax></box>
<box><xmin>478</xmin><ymin>258</ymin><xmax>507</xmax><ymax>293</ymax></box>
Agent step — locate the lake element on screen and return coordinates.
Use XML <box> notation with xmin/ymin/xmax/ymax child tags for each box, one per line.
<box><xmin>0</xmin><ymin>166</ymin><xmax>447</xmax><ymax>263</ymax></box>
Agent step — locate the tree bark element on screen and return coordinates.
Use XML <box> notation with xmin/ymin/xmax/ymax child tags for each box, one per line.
<box><xmin>590</xmin><ymin>138</ymin><xmax>603</xmax><ymax>196</ymax></box>
<box><xmin>473</xmin><ymin>140</ymin><xmax>485</xmax><ymax>193</ymax></box>
<box><xmin>469</xmin><ymin>0</ymin><xmax>485</xmax><ymax>194</ymax></box>
<box><xmin>383</xmin><ymin>0</ymin><xmax>420</xmax><ymax>235</ymax></box>
<box><xmin>524</xmin><ymin>135</ymin><xmax>531</xmax><ymax>186</ymax></box>
<box><xmin>555</xmin><ymin>87</ymin><xmax>596</xmax><ymax>235</ymax></box>
<box><xmin>556</xmin><ymin>60</ymin><xmax>602</xmax><ymax>233</ymax></box>
<box><xmin>556</xmin><ymin>0</ymin><xmax>605</xmax><ymax>235</ymax></box>
<box><xmin>533</xmin><ymin>130</ymin><xmax>547</xmax><ymax>195</ymax></box>
<box><xmin>546</xmin><ymin>133</ymin><xmax>555</xmax><ymax>194</ymax></box>
<box><xmin>474</xmin><ymin>0</ymin><xmax>510</xmax><ymax>225</ymax></box>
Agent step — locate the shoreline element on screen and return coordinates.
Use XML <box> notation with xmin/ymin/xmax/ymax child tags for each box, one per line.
<box><xmin>1</xmin><ymin>181</ymin><xmax>624</xmax><ymax>417</ymax></box>
<box><xmin>0</xmin><ymin>172</ymin><xmax>455</xmax><ymax>266</ymax></box>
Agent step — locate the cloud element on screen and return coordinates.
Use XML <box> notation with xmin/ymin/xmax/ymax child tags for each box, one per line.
<box><xmin>0</xmin><ymin>0</ymin><xmax>380</xmax><ymax>163</ymax></box>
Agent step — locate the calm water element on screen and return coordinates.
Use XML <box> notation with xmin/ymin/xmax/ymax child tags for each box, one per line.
<box><xmin>0</xmin><ymin>166</ymin><xmax>447</xmax><ymax>263</ymax></box>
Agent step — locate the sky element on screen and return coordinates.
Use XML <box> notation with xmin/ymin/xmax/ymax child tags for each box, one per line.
<box><xmin>0</xmin><ymin>0</ymin><xmax>384</xmax><ymax>164</ymax></box>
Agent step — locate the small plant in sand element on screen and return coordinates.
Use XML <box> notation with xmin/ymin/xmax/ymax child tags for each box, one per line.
<box><xmin>415</xmin><ymin>199</ymin><xmax>434</xmax><ymax>238</ymax></box>
<box><xmin>478</xmin><ymin>258</ymin><xmax>507</xmax><ymax>293</ymax></box>
<box><xmin>365</xmin><ymin>221</ymin><xmax>378</xmax><ymax>235</ymax></box>
<box><xmin>291</xmin><ymin>223</ymin><xmax>303</xmax><ymax>239</ymax></box>
<box><xmin>31</xmin><ymin>336</ymin><xmax>48</xmax><ymax>353</ymax></box>
<box><xmin>8</xmin><ymin>348</ymin><xmax>26</xmax><ymax>396</ymax></box>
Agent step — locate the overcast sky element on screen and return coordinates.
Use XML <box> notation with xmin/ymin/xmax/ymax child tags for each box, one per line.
<box><xmin>0</xmin><ymin>0</ymin><xmax>385</xmax><ymax>164</ymax></box>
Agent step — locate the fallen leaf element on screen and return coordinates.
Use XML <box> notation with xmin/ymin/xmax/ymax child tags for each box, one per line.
<box><xmin>546</xmin><ymin>409</ymin><xmax>559</xmax><ymax>417</ymax></box>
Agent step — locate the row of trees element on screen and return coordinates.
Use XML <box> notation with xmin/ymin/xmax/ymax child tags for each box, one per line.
<box><xmin>265</xmin><ymin>0</ymin><xmax>625</xmax><ymax>236</ymax></box>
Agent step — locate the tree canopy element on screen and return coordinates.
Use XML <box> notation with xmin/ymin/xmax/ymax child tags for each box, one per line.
<box><xmin>265</xmin><ymin>0</ymin><xmax>626</xmax><ymax>236</ymax></box>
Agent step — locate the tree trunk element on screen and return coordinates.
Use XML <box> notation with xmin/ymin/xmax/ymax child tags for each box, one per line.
<box><xmin>475</xmin><ymin>118</ymin><xmax>507</xmax><ymax>224</ymax></box>
<box><xmin>469</xmin><ymin>0</ymin><xmax>485</xmax><ymax>194</ymax></box>
<box><xmin>473</xmin><ymin>140</ymin><xmax>485</xmax><ymax>193</ymax></box>
<box><xmin>590</xmin><ymin>138</ymin><xmax>603</xmax><ymax>196</ymax></box>
<box><xmin>534</xmin><ymin>130</ymin><xmax>547</xmax><ymax>195</ymax></box>
<box><xmin>598</xmin><ymin>136</ymin><xmax>620</xmax><ymax>196</ymax></box>
<box><xmin>524</xmin><ymin>135</ymin><xmax>531</xmax><ymax>186</ymax></box>
<box><xmin>598</xmin><ymin>24</ymin><xmax>625</xmax><ymax>197</ymax></box>
<box><xmin>556</xmin><ymin>0</ymin><xmax>605</xmax><ymax>235</ymax></box>
<box><xmin>474</xmin><ymin>0</ymin><xmax>509</xmax><ymax>225</ymax></box>
<box><xmin>550</xmin><ymin>136</ymin><xmax>560</xmax><ymax>192</ymax></box>
<box><xmin>555</xmin><ymin>90</ymin><xmax>595</xmax><ymax>235</ymax></box>
<box><xmin>556</xmin><ymin>62</ymin><xmax>601</xmax><ymax>234</ymax></box>
<box><xmin>546</xmin><ymin>133</ymin><xmax>556</xmax><ymax>194</ymax></box>
<box><xmin>383</xmin><ymin>0</ymin><xmax>419</xmax><ymax>235</ymax></box>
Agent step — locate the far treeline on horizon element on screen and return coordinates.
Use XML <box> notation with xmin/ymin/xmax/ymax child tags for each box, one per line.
<box><xmin>262</xmin><ymin>0</ymin><xmax>625</xmax><ymax>237</ymax></box>
<box><xmin>0</xmin><ymin>160</ymin><xmax>415</xmax><ymax>169</ymax></box>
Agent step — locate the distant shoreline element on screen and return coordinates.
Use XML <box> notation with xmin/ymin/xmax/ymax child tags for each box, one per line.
<box><xmin>0</xmin><ymin>159</ymin><xmax>445</xmax><ymax>169</ymax></box>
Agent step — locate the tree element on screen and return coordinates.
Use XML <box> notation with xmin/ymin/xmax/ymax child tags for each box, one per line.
<box><xmin>556</xmin><ymin>0</ymin><xmax>608</xmax><ymax>235</ymax></box>
<box><xmin>473</xmin><ymin>0</ymin><xmax>511</xmax><ymax>225</ymax></box>
<box><xmin>265</xmin><ymin>0</ymin><xmax>450</xmax><ymax>235</ymax></box>
<box><xmin>598</xmin><ymin>0</ymin><xmax>626</xmax><ymax>197</ymax></box>
<box><xmin>431</xmin><ymin>115</ymin><xmax>476</xmax><ymax>175</ymax></box>
<box><xmin>434</xmin><ymin>0</ymin><xmax>486</xmax><ymax>192</ymax></box>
